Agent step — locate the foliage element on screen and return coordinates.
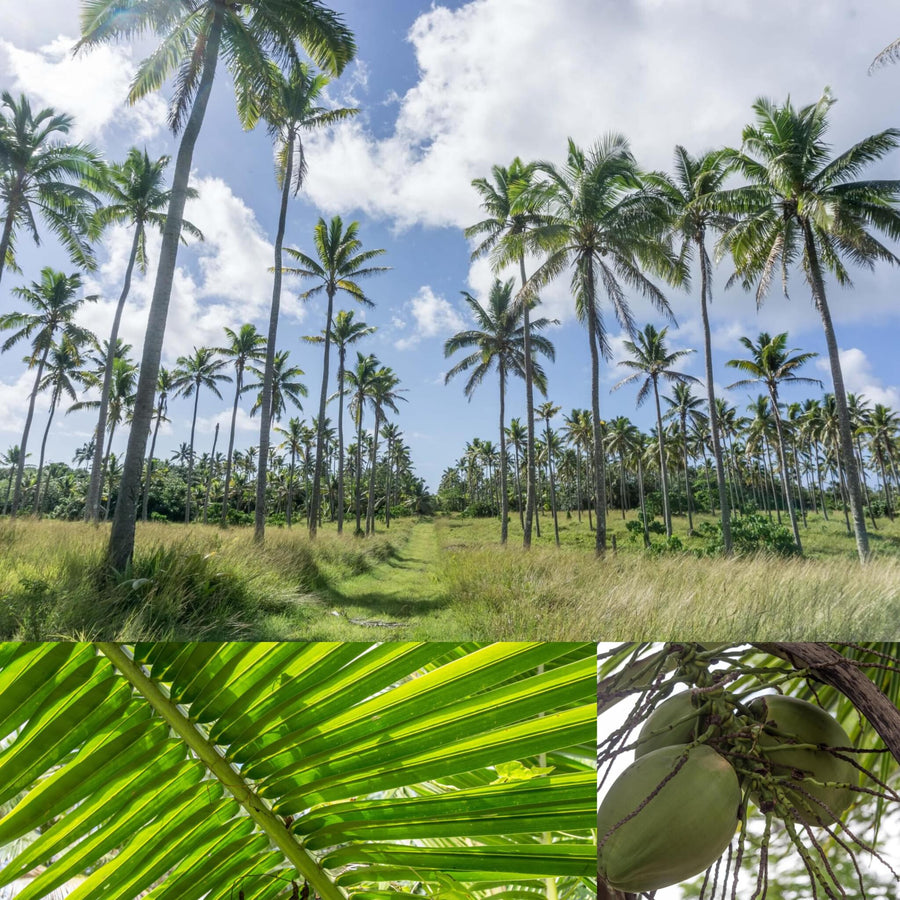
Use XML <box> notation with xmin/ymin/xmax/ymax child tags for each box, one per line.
<box><xmin>698</xmin><ymin>513</ymin><xmax>799</xmax><ymax>557</ymax></box>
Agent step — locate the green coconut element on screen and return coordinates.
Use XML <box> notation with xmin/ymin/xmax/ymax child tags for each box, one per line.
<box><xmin>635</xmin><ymin>691</ymin><xmax>705</xmax><ymax>758</ymax></box>
<box><xmin>749</xmin><ymin>694</ymin><xmax>857</xmax><ymax>826</ymax></box>
<box><xmin>598</xmin><ymin>744</ymin><xmax>741</xmax><ymax>893</ymax></box>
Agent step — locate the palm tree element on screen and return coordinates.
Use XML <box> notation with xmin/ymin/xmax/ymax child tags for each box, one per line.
<box><xmin>80</xmin><ymin>0</ymin><xmax>356</xmax><ymax>569</ymax></box>
<box><xmin>282</xmin><ymin>216</ymin><xmax>388</xmax><ymax>537</ymax></box>
<box><xmin>83</xmin><ymin>147</ymin><xmax>202</xmax><ymax>523</ymax></box>
<box><xmin>248</xmin><ymin>62</ymin><xmax>359</xmax><ymax>542</ymax></box>
<box><xmin>275</xmin><ymin>417</ymin><xmax>304</xmax><ymax>527</ymax></box>
<box><xmin>0</xmin><ymin>91</ymin><xmax>101</xmax><ymax>287</ymax></box>
<box><xmin>305</xmin><ymin>309</ymin><xmax>376</xmax><ymax>534</ymax></box>
<box><xmin>172</xmin><ymin>347</ymin><xmax>230</xmax><ymax>524</ymax></box>
<box><xmin>467</xmin><ymin>158</ymin><xmax>548</xmax><ymax>548</ymax></box>
<box><xmin>1</xmin><ymin>445</ymin><xmax>26</xmax><ymax>515</ymax></box>
<box><xmin>245</xmin><ymin>350</ymin><xmax>307</xmax><ymax>424</ymax></box>
<box><xmin>605</xmin><ymin>416</ymin><xmax>639</xmax><ymax>520</ymax></box>
<box><xmin>614</xmin><ymin>324</ymin><xmax>697</xmax><ymax>538</ymax></box>
<box><xmin>344</xmin><ymin>352</ymin><xmax>380</xmax><ymax>534</ymax></box>
<box><xmin>663</xmin><ymin>381</ymin><xmax>707</xmax><ymax>534</ymax></box>
<box><xmin>505</xmin><ymin>417</ymin><xmax>527</xmax><ymax>528</ymax></box>
<box><xmin>564</xmin><ymin>409</ymin><xmax>594</xmax><ymax>529</ymax></box>
<box><xmin>380</xmin><ymin>421</ymin><xmax>402</xmax><ymax>528</ymax></box>
<box><xmin>647</xmin><ymin>146</ymin><xmax>736</xmax><ymax>551</ymax></box>
<box><xmin>216</xmin><ymin>324</ymin><xmax>266</xmax><ymax>526</ymax></box>
<box><xmin>719</xmin><ymin>91</ymin><xmax>900</xmax><ymax>561</ymax></box>
<box><xmin>727</xmin><ymin>332</ymin><xmax>820</xmax><ymax>552</ymax></box>
<box><xmin>32</xmin><ymin>335</ymin><xmax>89</xmax><ymax>517</ymax></box>
<box><xmin>0</xmin><ymin>268</ymin><xmax>94</xmax><ymax>516</ymax></box>
<box><xmin>141</xmin><ymin>366</ymin><xmax>173</xmax><ymax>523</ymax></box>
<box><xmin>537</xmin><ymin>401</ymin><xmax>562</xmax><ymax>545</ymax></box>
<box><xmin>444</xmin><ymin>278</ymin><xmax>554</xmax><ymax>544</ymax></box>
<box><xmin>866</xmin><ymin>404</ymin><xmax>900</xmax><ymax>519</ymax></box>
<box><xmin>527</xmin><ymin>136</ymin><xmax>679</xmax><ymax>555</ymax></box>
<box><xmin>365</xmin><ymin>367</ymin><xmax>406</xmax><ymax>535</ymax></box>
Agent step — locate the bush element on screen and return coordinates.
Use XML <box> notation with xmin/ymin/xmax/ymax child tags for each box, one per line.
<box><xmin>462</xmin><ymin>501</ymin><xmax>499</xmax><ymax>518</ymax></box>
<box><xmin>699</xmin><ymin>513</ymin><xmax>798</xmax><ymax>557</ymax></box>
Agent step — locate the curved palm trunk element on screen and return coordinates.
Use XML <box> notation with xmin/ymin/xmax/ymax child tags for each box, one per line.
<box><xmin>769</xmin><ymin>391</ymin><xmax>802</xmax><ymax>552</ymax></box>
<box><xmin>11</xmin><ymin>345</ymin><xmax>49</xmax><ymax>517</ymax></box>
<box><xmin>652</xmin><ymin>379</ymin><xmax>672</xmax><ymax>539</ymax></box>
<box><xmin>32</xmin><ymin>386</ymin><xmax>61</xmax><ymax>518</ymax></box>
<box><xmin>498</xmin><ymin>368</ymin><xmax>509</xmax><ymax>544</ymax></box>
<box><xmin>202</xmin><ymin>422</ymin><xmax>219</xmax><ymax>524</ymax></box>
<box><xmin>255</xmin><ymin>134</ymin><xmax>295</xmax><ymax>543</ymax></box>
<box><xmin>310</xmin><ymin>285</ymin><xmax>336</xmax><ymax>539</ymax></box>
<box><xmin>220</xmin><ymin>365</ymin><xmax>244</xmax><ymax>527</ymax></box>
<box><xmin>86</xmin><ymin>226</ymin><xmax>141</xmax><ymax>523</ymax></box>
<box><xmin>141</xmin><ymin>405</ymin><xmax>164</xmax><ymax>522</ymax></box>
<box><xmin>698</xmin><ymin>244</ymin><xmax>732</xmax><ymax>553</ymax></box>
<box><xmin>518</xmin><ymin>254</ymin><xmax>537</xmax><ymax>549</ymax></box>
<box><xmin>108</xmin><ymin>10</ymin><xmax>224</xmax><ymax>570</ymax></box>
<box><xmin>366</xmin><ymin>408</ymin><xmax>381</xmax><ymax>535</ymax></box>
<box><xmin>803</xmin><ymin>224</ymin><xmax>869</xmax><ymax>561</ymax></box>
<box><xmin>337</xmin><ymin>347</ymin><xmax>347</xmax><ymax>534</ymax></box>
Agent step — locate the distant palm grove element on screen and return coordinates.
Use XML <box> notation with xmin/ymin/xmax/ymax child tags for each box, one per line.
<box><xmin>1</xmin><ymin>0</ymin><xmax>899</xmax><ymax>572</ymax></box>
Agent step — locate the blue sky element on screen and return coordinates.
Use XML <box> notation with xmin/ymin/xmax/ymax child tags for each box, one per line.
<box><xmin>1</xmin><ymin>0</ymin><xmax>900</xmax><ymax>490</ymax></box>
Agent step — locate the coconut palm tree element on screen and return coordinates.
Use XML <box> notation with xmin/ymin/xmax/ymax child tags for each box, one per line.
<box><xmin>305</xmin><ymin>309</ymin><xmax>376</xmax><ymax>533</ymax></box>
<box><xmin>245</xmin><ymin>350</ymin><xmax>307</xmax><ymax>424</ymax></box>
<box><xmin>505</xmin><ymin>416</ymin><xmax>527</xmax><ymax>528</ymax></box>
<box><xmin>526</xmin><ymin>136</ymin><xmax>679</xmax><ymax>554</ymax></box>
<box><xmin>0</xmin><ymin>91</ymin><xmax>101</xmax><ymax>287</ymax></box>
<box><xmin>275</xmin><ymin>417</ymin><xmax>304</xmax><ymax>527</ymax></box>
<box><xmin>605</xmin><ymin>416</ymin><xmax>639</xmax><ymax>520</ymax></box>
<box><xmin>444</xmin><ymin>278</ymin><xmax>555</xmax><ymax>543</ymax></box>
<box><xmin>718</xmin><ymin>91</ymin><xmax>900</xmax><ymax>561</ymax></box>
<box><xmin>866</xmin><ymin>404</ymin><xmax>900</xmax><ymax>520</ymax></box>
<box><xmin>564</xmin><ymin>409</ymin><xmax>594</xmax><ymax>529</ymax></box>
<box><xmin>215</xmin><ymin>324</ymin><xmax>266</xmax><ymax>527</ymax></box>
<box><xmin>247</xmin><ymin>62</ymin><xmax>359</xmax><ymax>542</ymax></box>
<box><xmin>380</xmin><ymin>420</ymin><xmax>402</xmax><ymax>528</ymax></box>
<box><xmin>79</xmin><ymin>0</ymin><xmax>356</xmax><ymax>569</ymax></box>
<box><xmin>614</xmin><ymin>324</ymin><xmax>697</xmax><ymax>538</ymax></box>
<box><xmin>647</xmin><ymin>146</ymin><xmax>736</xmax><ymax>551</ymax></box>
<box><xmin>537</xmin><ymin>401</ymin><xmax>562</xmax><ymax>545</ymax></box>
<box><xmin>141</xmin><ymin>366</ymin><xmax>173</xmax><ymax>523</ymax></box>
<box><xmin>365</xmin><ymin>367</ymin><xmax>406</xmax><ymax>535</ymax></box>
<box><xmin>467</xmin><ymin>158</ymin><xmax>548</xmax><ymax>548</ymax></box>
<box><xmin>0</xmin><ymin>268</ymin><xmax>94</xmax><ymax>516</ymax></box>
<box><xmin>663</xmin><ymin>381</ymin><xmax>707</xmax><ymax>534</ymax></box>
<box><xmin>172</xmin><ymin>347</ymin><xmax>230</xmax><ymax>524</ymax></box>
<box><xmin>282</xmin><ymin>216</ymin><xmax>388</xmax><ymax>537</ymax></box>
<box><xmin>727</xmin><ymin>332</ymin><xmax>820</xmax><ymax>552</ymax></box>
<box><xmin>83</xmin><ymin>147</ymin><xmax>202</xmax><ymax>523</ymax></box>
<box><xmin>344</xmin><ymin>352</ymin><xmax>380</xmax><ymax>534</ymax></box>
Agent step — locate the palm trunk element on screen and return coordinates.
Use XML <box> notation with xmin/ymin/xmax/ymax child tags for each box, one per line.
<box><xmin>384</xmin><ymin>432</ymin><xmax>392</xmax><ymax>529</ymax></box>
<box><xmin>184</xmin><ymin>388</ymin><xmax>201</xmax><ymax>524</ymax></box>
<box><xmin>141</xmin><ymin>405</ymin><xmax>164</xmax><ymax>522</ymax></box>
<box><xmin>86</xmin><ymin>225</ymin><xmax>140</xmax><ymax>523</ymax></box>
<box><xmin>637</xmin><ymin>452</ymin><xmax>650</xmax><ymax>549</ymax></box>
<box><xmin>769</xmin><ymin>391</ymin><xmax>802</xmax><ymax>552</ymax></box>
<box><xmin>202</xmin><ymin>422</ymin><xmax>219</xmax><ymax>524</ymax></box>
<box><xmin>220</xmin><ymin>365</ymin><xmax>244</xmax><ymax>527</ymax></box>
<box><xmin>310</xmin><ymin>284</ymin><xmax>336</xmax><ymax>539</ymax></box>
<box><xmin>337</xmin><ymin>347</ymin><xmax>347</xmax><ymax>534</ymax></box>
<box><xmin>287</xmin><ymin>446</ymin><xmax>296</xmax><ymax>528</ymax></box>
<box><xmin>519</xmin><ymin>254</ymin><xmax>537</xmax><ymax>549</ymax></box>
<box><xmin>11</xmin><ymin>345</ymin><xmax>49</xmax><ymax>517</ymax></box>
<box><xmin>513</xmin><ymin>441</ymin><xmax>524</xmax><ymax>529</ymax></box>
<box><xmin>803</xmin><ymin>223</ymin><xmax>869</xmax><ymax>561</ymax></box>
<box><xmin>855</xmin><ymin>434</ymin><xmax>878</xmax><ymax>530</ymax></box>
<box><xmin>354</xmin><ymin>401</ymin><xmax>364</xmax><ymax>535</ymax></box>
<box><xmin>545</xmin><ymin>426</ymin><xmax>559</xmax><ymax>547</ymax></box>
<box><xmin>32</xmin><ymin>387</ymin><xmax>60</xmax><ymax>518</ymax></box>
<box><xmin>101</xmin><ymin>422</ymin><xmax>117</xmax><ymax>522</ymax></box>
<box><xmin>498</xmin><ymin>368</ymin><xmax>509</xmax><ymax>544</ymax></box>
<box><xmin>652</xmin><ymin>379</ymin><xmax>672</xmax><ymax>539</ymax></box>
<box><xmin>255</xmin><ymin>132</ymin><xmax>295</xmax><ymax>543</ymax></box>
<box><xmin>366</xmin><ymin>408</ymin><xmax>381</xmax><ymax>535</ymax></box>
<box><xmin>585</xmin><ymin>267</ymin><xmax>606</xmax><ymax>556</ymax></box>
<box><xmin>108</xmin><ymin>9</ymin><xmax>224</xmax><ymax>570</ymax></box>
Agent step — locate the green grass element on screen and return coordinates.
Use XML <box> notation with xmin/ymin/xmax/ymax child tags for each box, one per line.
<box><xmin>1</xmin><ymin>509</ymin><xmax>899</xmax><ymax>641</ymax></box>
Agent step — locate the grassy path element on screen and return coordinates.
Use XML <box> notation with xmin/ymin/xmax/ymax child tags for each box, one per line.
<box><xmin>292</xmin><ymin>518</ymin><xmax>456</xmax><ymax>640</ymax></box>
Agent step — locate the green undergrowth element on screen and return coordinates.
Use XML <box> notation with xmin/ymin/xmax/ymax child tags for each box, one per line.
<box><xmin>0</xmin><ymin>519</ymin><xmax>410</xmax><ymax>640</ymax></box>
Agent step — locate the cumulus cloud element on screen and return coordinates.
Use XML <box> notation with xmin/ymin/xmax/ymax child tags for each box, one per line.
<box><xmin>0</xmin><ymin>369</ymin><xmax>37</xmax><ymax>435</ymax></box>
<box><xmin>817</xmin><ymin>348</ymin><xmax>900</xmax><ymax>408</ymax></box>
<box><xmin>395</xmin><ymin>286</ymin><xmax>465</xmax><ymax>350</ymax></box>
<box><xmin>0</xmin><ymin>35</ymin><xmax>168</xmax><ymax>143</ymax></box>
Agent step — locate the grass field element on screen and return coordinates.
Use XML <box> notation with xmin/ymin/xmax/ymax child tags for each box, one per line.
<box><xmin>2</xmin><ymin>509</ymin><xmax>899</xmax><ymax>641</ymax></box>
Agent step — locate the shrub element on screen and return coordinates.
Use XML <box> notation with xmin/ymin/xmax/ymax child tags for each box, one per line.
<box><xmin>699</xmin><ymin>513</ymin><xmax>798</xmax><ymax>557</ymax></box>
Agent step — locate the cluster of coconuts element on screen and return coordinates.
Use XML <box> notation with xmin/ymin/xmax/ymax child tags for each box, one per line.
<box><xmin>598</xmin><ymin>691</ymin><xmax>859</xmax><ymax>894</ymax></box>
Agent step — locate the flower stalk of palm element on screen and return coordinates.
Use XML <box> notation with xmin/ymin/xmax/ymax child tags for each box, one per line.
<box><xmin>614</xmin><ymin>323</ymin><xmax>697</xmax><ymax>539</ymax></box>
<box><xmin>305</xmin><ymin>309</ymin><xmax>376</xmax><ymax>533</ymax></box>
<box><xmin>526</xmin><ymin>136</ymin><xmax>681</xmax><ymax>555</ymax></box>
<box><xmin>79</xmin><ymin>0</ymin><xmax>356</xmax><ymax>569</ymax></box>
<box><xmin>0</xmin><ymin>91</ymin><xmax>101</xmax><ymax>288</ymax></box>
<box><xmin>216</xmin><ymin>324</ymin><xmax>266</xmax><ymax>527</ymax></box>
<box><xmin>83</xmin><ymin>147</ymin><xmax>202</xmax><ymax>524</ymax></box>
<box><xmin>172</xmin><ymin>347</ymin><xmax>230</xmax><ymax>525</ymax></box>
<box><xmin>246</xmin><ymin>62</ymin><xmax>358</xmax><ymax>543</ymax></box>
<box><xmin>444</xmin><ymin>278</ymin><xmax>554</xmax><ymax>544</ymax></box>
<box><xmin>0</xmin><ymin>268</ymin><xmax>95</xmax><ymax>517</ymax></box>
<box><xmin>282</xmin><ymin>216</ymin><xmax>388</xmax><ymax>538</ymax></box>
<box><xmin>140</xmin><ymin>366</ymin><xmax>172</xmax><ymax>523</ymax></box>
<box><xmin>718</xmin><ymin>91</ymin><xmax>900</xmax><ymax>562</ymax></box>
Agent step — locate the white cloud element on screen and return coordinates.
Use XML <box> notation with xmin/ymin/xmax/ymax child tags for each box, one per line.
<box><xmin>395</xmin><ymin>285</ymin><xmax>465</xmax><ymax>350</ymax></box>
<box><xmin>196</xmin><ymin>405</ymin><xmax>257</xmax><ymax>437</ymax></box>
<box><xmin>0</xmin><ymin>369</ymin><xmax>37</xmax><ymax>435</ymax></box>
<box><xmin>818</xmin><ymin>348</ymin><xmax>900</xmax><ymax>408</ymax></box>
<box><xmin>0</xmin><ymin>35</ymin><xmax>167</xmax><ymax>143</ymax></box>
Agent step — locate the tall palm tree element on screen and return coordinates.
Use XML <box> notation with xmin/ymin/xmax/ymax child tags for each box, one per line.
<box><xmin>215</xmin><ymin>324</ymin><xmax>266</xmax><ymax>526</ymax></box>
<box><xmin>647</xmin><ymin>146</ymin><xmax>736</xmax><ymax>551</ymax></box>
<box><xmin>719</xmin><ymin>91</ymin><xmax>900</xmax><ymax>561</ymax></box>
<box><xmin>1</xmin><ymin>445</ymin><xmax>26</xmax><ymax>515</ymax></box>
<box><xmin>505</xmin><ymin>416</ymin><xmax>527</xmax><ymax>528</ymax></box>
<box><xmin>275</xmin><ymin>416</ymin><xmax>304</xmax><ymax>527</ymax></box>
<box><xmin>380</xmin><ymin>420</ymin><xmax>402</xmax><ymax>528</ymax></box>
<box><xmin>32</xmin><ymin>335</ymin><xmax>90</xmax><ymax>516</ymax></box>
<box><xmin>444</xmin><ymin>278</ymin><xmax>554</xmax><ymax>544</ymax></box>
<box><xmin>247</xmin><ymin>62</ymin><xmax>359</xmax><ymax>542</ymax></box>
<box><xmin>537</xmin><ymin>401</ymin><xmax>562</xmax><ymax>545</ymax></box>
<box><xmin>245</xmin><ymin>350</ymin><xmax>307</xmax><ymax>424</ymax></box>
<box><xmin>0</xmin><ymin>268</ymin><xmax>94</xmax><ymax>516</ymax></box>
<box><xmin>282</xmin><ymin>216</ymin><xmax>388</xmax><ymax>537</ymax></box>
<box><xmin>79</xmin><ymin>0</ymin><xmax>356</xmax><ymax>569</ymax></box>
<box><xmin>84</xmin><ymin>147</ymin><xmax>202</xmax><ymax>523</ymax></box>
<box><xmin>527</xmin><ymin>136</ymin><xmax>679</xmax><ymax>555</ymax></box>
<box><xmin>141</xmin><ymin>366</ymin><xmax>173</xmax><ymax>523</ymax></box>
<box><xmin>365</xmin><ymin>367</ymin><xmax>405</xmax><ymax>535</ymax></box>
<box><xmin>344</xmin><ymin>352</ymin><xmax>380</xmax><ymax>535</ymax></box>
<box><xmin>727</xmin><ymin>332</ymin><xmax>820</xmax><ymax>552</ymax></box>
<box><xmin>305</xmin><ymin>309</ymin><xmax>376</xmax><ymax>533</ymax></box>
<box><xmin>663</xmin><ymin>381</ymin><xmax>707</xmax><ymax>534</ymax></box>
<box><xmin>0</xmin><ymin>91</ymin><xmax>101</xmax><ymax>287</ymax></box>
<box><xmin>564</xmin><ymin>408</ymin><xmax>594</xmax><ymax>529</ymax></box>
<box><xmin>614</xmin><ymin>324</ymin><xmax>697</xmax><ymax>538</ymax></box>
<box><xmin>466</xmin><ymin>158</ymin><xmax>547</xmax><ymax>548</ymax></box>
<box><xmin>605</xmin><ymin>416</ymin><xmax>639</xmax><ymax>520</ymax></box>
<box><xmin>172</xmin><ymin>347</ymin><xmax>230</xmax><ymax>524</ymax></box>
